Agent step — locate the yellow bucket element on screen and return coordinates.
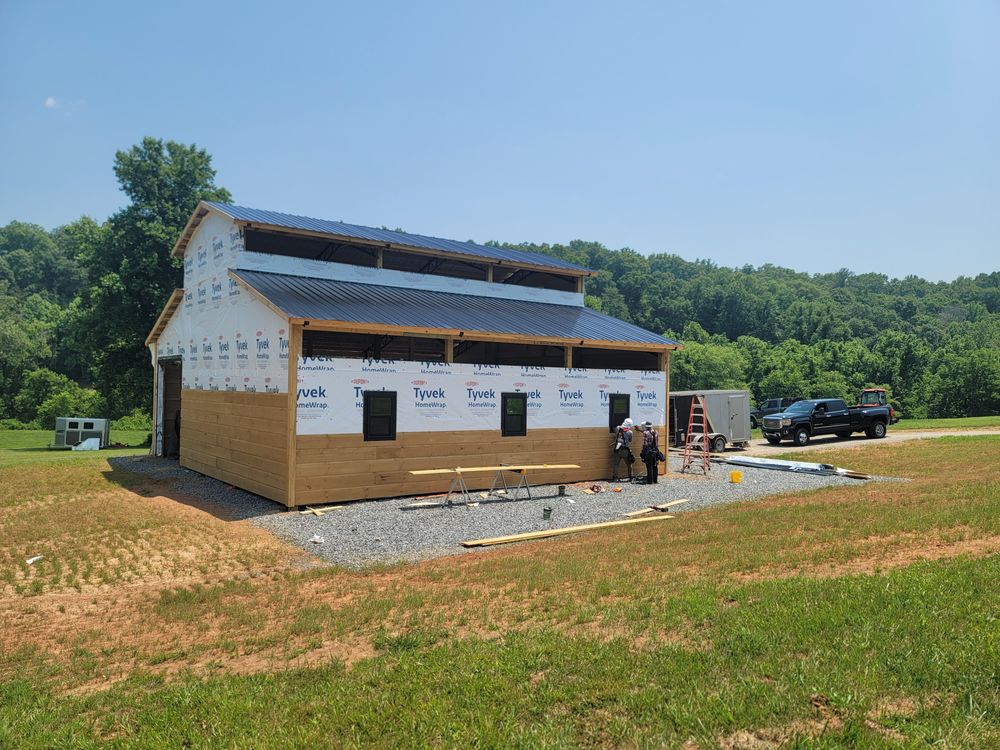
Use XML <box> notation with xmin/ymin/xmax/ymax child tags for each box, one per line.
<box><xmin>729</xmin><ymin>470</ymin><xmax>743</xmax><ymax>484</ymax></box>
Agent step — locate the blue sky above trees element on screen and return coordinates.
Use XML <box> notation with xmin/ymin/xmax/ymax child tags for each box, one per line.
<box><xmin>1</xmin><ymin>0</ymin><xmax>997</xmax><ymax>282</ymax></box>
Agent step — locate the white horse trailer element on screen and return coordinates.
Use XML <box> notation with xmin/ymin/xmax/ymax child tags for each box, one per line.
<box><xmin>53</xmin><ymin>417</ymin><xmax>110</xmax><ymax>449</ymax></box>
<box><xmin>668</xmin><ymin>390</ymin><xmax>752</xmax><ymax>452</ymax></box>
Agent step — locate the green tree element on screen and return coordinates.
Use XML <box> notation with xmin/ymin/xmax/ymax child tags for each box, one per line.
<box><xmin>0</xmin><ymin>221</ymin><xmax>83</xmax><ymax>303</ymax></box>
<box><xmin>0</xmin><ymin>294</ymin><xmax>52</xmax><ymax>418</ymax></box>
<box><xmin>36</xmin><ymin>384</ymin><xmax>104</xmax><ymax>429</ymax></box>
<box><xmin>670</xmin><ymin>323</ymin><xmax>749</xmax><ymax>391</ymax></box>
<box><xmin>13</xmin><ymin>368</ymin><xmax>75</xmax><ymax>423</ymax></box>
<box><xmin>70</xmin><ymin>138</ymin><xmax>231</xmax><ymax>416</ymax></box>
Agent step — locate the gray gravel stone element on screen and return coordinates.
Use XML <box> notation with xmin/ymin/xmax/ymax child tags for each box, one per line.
<box><xmin>111</xmin><ymin>454</ymin><xmax>894</xmax><ymax>569</ymax></box>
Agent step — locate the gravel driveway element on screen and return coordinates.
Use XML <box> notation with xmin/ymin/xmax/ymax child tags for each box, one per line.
<box><xmin>112</xmin><ymin>455</ymin><xmax>890</xmax><ymax>569</ymax></box>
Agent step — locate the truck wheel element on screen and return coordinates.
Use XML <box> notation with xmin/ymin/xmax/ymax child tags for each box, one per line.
<box><xmin>711</xmin><ymin>435</ymin><xmax>727</xmax><ymax>453</ymax></box>
<box><xmin>793</xmin><ymin>428</ymin><xmax>810</xmax><ymax>446</ymax></box>
<box><xmin>766</xmin><ymin>435</ymin><xmax>781</xmax><ymax>445</ymax></box>
<box><xmin>836</xmin><ymin>431</ymin><xmax>852</xmax><ymax>439</ymax></box>
<box><xmin>866</xmin><ymin>422</ymin><xmax>887</xmax><ymax>439</ymax></box>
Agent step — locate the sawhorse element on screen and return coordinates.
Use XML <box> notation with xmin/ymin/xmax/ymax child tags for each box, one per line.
<box><xmin>487</xmin><ymin>466</ymin><xmax>532</xmax><ymax>501</ymax></box>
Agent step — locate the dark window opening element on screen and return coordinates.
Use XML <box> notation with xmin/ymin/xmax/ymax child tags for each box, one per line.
<box><xmin>452</xmin><ymin>341</ymin><xmax>565</xmax><ymax>367</ymax></box>
<box><xmin>501</xmin><ymin>392</ymin><xmax>527</xmax><ymax>437</ymax></box>
<box><xmin>493</xmin><ymin>266</ymin><xmax>578</xmax><ymax>292</ymax></box>
<box><xmin>609</xmin><ymin>394</ymin><xmax>630</xmax><ymax>433</ymax></box>
<box><xmin>363</xmin><ymin>391</ymin><xmax>397</xmax><ymax>441</ymax></box>
<box><xmin>244</xmin><ymin>229</ymin><xmax>378</xmax><ymax>267</ymax></box>
<box><xmin>303</xmin><ymin>331</ymin><xmax>446</xmax><ymax>362</ymax></box>
<box><xmin>68</xmin><ymin>421</ymin><xmax>79</xmax><ymax>429</ymax></box>
<box><xmin>83</xmin><ymin>422</ymin><xmax>94</xmax><ymax>430</ymax></box>
<box><xmin>574</xmin><ymin>347</ymin><xmax>661</xmax><ymax>371</ymax></box>
<box><xmin>381</xmin><ymin>248</ymin><xmax>488</xmax><ymax>280</ymax></box>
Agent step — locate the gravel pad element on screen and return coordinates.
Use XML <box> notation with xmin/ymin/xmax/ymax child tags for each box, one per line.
<box><xmin>112</xmin><ymin>455</ymin><xmax>889</xmax><ymax>569</ymax></box>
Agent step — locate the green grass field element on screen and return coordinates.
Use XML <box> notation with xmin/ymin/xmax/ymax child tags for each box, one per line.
<box><xmin>892</xmin><ymin>415</ymin><xmax>1000</xmax><ymax>430</ymax></box>
<box><xmin>1</xmin><ymin>433</ymin><xmax>997</xmax><ymax>747</ymax></box>
<box><xmin>0</xmin><ymin>429</ymin><xmax>150</xmax><ymax>468</ymax></box>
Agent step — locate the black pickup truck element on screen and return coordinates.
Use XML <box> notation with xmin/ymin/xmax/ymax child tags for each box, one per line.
<box><xmin>761</xmin><ymin>398</ymin><xmax>890</xmax><ymax>446</ymax></box>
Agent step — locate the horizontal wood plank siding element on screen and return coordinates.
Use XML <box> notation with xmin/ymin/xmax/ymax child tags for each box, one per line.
<box><xmin>294</xmin><ymin>427</ymin><xmax>641</xmax><ymax>504</ymax></box>
<box><xmin>180</xmin><ymin>390</ymin><xmax>288</xmax><ymax>504</ymax></box>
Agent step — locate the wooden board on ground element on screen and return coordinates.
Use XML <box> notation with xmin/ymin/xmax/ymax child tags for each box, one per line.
<box><xmin>410</xmin><ymin>464</ymin><xmax>580</xmax><ymax>476</ymax></box>
<box><xmin>462</xmin><ymin>513</ymin><xmax>676</xmax><ymax>547</ymax></box>
<box><xmin>622</xmin><ymin>499</ymin><xmax>690</xmax><ymax>518</ymax></box>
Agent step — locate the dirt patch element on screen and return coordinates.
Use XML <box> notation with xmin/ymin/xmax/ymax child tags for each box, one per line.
<box><xmin>719</xmin><ymin>694</ymin><xmax>844</xmax><ymax>749</ymax></box>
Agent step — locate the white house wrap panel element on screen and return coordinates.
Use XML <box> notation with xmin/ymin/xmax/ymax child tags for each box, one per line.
<box><xmin>296</xmin><ymin>358</ymin><xmax>664</xmax><ymax>435</ymax></box>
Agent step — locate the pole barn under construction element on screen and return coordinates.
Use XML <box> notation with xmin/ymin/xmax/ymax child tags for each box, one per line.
<box><xmin>146</xmin><ymin>202</ymin><xmax>681</xmax><ymax>508</ymax></box>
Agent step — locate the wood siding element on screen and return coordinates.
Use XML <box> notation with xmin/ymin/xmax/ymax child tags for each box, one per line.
<box><xmin>294</xmin><ymin>426</ymin><xmax>650</xmax><ymax>504</ymax></box>
<box><xmin>180</xmin><ymin>390</ymin><xmax>289</xmax><ymax>504</ymax></box>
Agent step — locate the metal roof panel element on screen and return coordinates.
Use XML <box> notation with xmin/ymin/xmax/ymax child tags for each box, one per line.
<box><xmin>231</xmin><ymin>270</ymin><xmax>678</xmax><ymax>347</ymax></box>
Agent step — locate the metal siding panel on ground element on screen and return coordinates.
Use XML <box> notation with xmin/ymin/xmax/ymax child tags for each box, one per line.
<box><xmin>232</xmin><ymin>270</ymin><xmax>678</xmax><ymax>346</ymax></box>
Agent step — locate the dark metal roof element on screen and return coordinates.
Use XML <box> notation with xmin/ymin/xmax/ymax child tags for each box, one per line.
<box><xmin>206</xmin><ymin>202</ymin><xmax>591</xmax><ymax>274</ymax></box>
<box><xmin>232</xmin><ymin>270</ymin><xmax>678</xmax><ymax>347</ymax></box>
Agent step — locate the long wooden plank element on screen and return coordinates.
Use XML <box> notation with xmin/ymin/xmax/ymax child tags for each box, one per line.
<box><xmin>462</xmin><ymin>514</ymin><xmax>676</xmax><ymax>547</ymax></box>
<box><xmin>410</xmin><ymin>464</ymin><xmax>581</xmax><ymax>475</ymax></box>
<box><xmin>622</xmin><ymin>499</ymin><xmax>690</xmax><ymax>518</ymax></box>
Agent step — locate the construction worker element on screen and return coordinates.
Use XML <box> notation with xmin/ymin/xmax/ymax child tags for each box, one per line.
<box><xmin>640</xmin><ymin>420</ymin><xmax>660</xmax><ymax>484</ymax></box>
<box><xmin>611</xmin><ymin>417</ymin><xmax>635</xmax><ymax>481</ymax></box>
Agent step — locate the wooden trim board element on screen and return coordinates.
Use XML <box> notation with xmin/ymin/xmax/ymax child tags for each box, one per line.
<box><xmin>462</xmin><ymin>514</ymin><xmax>676</xmax><ymax>547</ymax></box>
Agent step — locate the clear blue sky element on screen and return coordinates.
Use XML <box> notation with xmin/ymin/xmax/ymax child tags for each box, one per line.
<box><xmin>1</xmin><ymin>1</ymin><xmax>997</xmax><ymax>281</ymax></box>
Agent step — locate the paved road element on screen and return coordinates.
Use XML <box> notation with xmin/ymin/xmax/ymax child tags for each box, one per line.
<box><xmin>739</xmin><ymin>428</ymin><xmax>1000</xmax><ymax>456</ymax></box>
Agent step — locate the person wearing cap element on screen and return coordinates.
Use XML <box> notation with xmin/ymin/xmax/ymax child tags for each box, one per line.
<box><xmin>611</xmin><ymin>417</ymin><xmax>635</xmax><ymax>482</ymax></box>
<box><xmin>640</xmin><ymin>420</ymin><xmax>660</xmax><ymax>484</ymax></box>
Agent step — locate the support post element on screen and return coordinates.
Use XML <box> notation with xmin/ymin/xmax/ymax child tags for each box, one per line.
<box><xmin>486</xmin><ymin>265</ymin><xmax>494</xmax><ymax>283</ymax></box>
<box><xmin>662</xmin><ymin>349</ymin><xmax>671</xmax><ymax>476</ymax></box>
<box><xmin>444</xmin><ymin>336</ymin><xmax>454</xmax><ymax>363</ymax></box>
<box><xmin>286</xmin><ymin>323</ymin><xmax>302</xmax><ymax>508</ymax></box>
<box><xmin>377</xmin><ymin>247</ymin><xmax>384</xmax><ymax>269</ymax></box>
<box><xmin>564</xmin><ymin>346</ymin><xmax>573</xmax><ymax>368</ymax></box>
<box><xmin>576</xmin><ymin>276</ymin><xmax>585</xmax><ymax>294</ymax></box>
<box><xmin>149</xmin><ymin>342</ymin><xmax>158</xmax><ymax>457</ymax></box>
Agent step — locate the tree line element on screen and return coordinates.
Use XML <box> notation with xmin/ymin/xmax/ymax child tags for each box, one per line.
<box><xmin>491</xmin><ymin>240</ymin><xmax>999</xmax><ymax>418</ymax></box>
<box><xmin>1</xmin><ymin>137</ymin><xmax>997</xmax><ymax>429</ymax></box>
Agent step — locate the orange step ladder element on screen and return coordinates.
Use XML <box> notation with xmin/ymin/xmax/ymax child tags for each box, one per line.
<box><xmin>680</xmin><ymin>394</ymin><xmax>711</xmax><ymax>474</ymax></box>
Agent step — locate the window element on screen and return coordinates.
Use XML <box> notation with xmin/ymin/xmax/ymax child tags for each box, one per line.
<box><xmin>68</xmin><ymin>421</ymin><xmax>79</xmax><ymax>429</ymax></box>
<box><xmin>501</xmin><ymin>392</ymin><xmax>527</xmax><ymax>437</ymax></box>
<box><xmin>83</xmin><ymin>422</ymin><xmax>94</xmax><ymax>430</ymax></box>
<box><xmin>608</xmin><ymin>393</ymin><xmax>630</xmax><ymax>433</ymax></box>
<box><xmin>363</xmin><ymin>391</ymin><xmax>397</xmax><ymax>441</ymax></box>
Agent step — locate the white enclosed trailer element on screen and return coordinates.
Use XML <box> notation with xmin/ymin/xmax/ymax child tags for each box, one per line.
<box><xmin>668</xmin><ymin>389</ymin><xmax>752</xmax><ymax>452</ymax></box>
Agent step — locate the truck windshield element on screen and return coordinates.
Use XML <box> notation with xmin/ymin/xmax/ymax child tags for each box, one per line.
<box><xmin>785</xmin><ymin>401</ymin><xmax>814</xmax><ymax>413</ymax></box>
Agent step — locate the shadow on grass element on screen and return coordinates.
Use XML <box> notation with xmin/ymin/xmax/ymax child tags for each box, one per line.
<box><xmin>101</xmin><ymin>456</ymin><xmax>283</xmax><ymax>523</ymax></box>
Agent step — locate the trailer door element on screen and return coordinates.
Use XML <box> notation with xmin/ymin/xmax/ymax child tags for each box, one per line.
<box><xmin>728</xmin><ymin>393</ymin><xmax>751</xmax><ymax>442</ymax></box>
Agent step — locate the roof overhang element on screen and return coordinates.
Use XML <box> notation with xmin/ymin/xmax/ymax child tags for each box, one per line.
<box><xmin>289</xmin><ymin>318</ymin><xmax>679</xmax><ymax>352</ymax></box>
<box><xmin>171</xmin><ymin>202</ymin><xmax>214</xmax><ymax>258</ymax></box>
<box><xmin>145</xmin><ymin>288</ymin><xmax>184</xmax><ymax>347</ymax></box>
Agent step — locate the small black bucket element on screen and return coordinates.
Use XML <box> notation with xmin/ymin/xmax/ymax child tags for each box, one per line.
<box><xmin>542</xmin><ymin>506</ymin><xmax>553</xmax><ymax>521</ymax></box>
<box><xmin>557</xmin><ymin>485</ymin><xmax>566</xmax><ymax>496</ymax></box>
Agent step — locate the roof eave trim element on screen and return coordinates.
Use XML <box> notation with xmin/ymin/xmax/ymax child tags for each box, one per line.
<box><xmin>145</xmin><ymin>288</ymin><xmax>184</xmax><ymax>346</ymax></box>
<box><xmin>286</xmin><ymin>316</ymin><xmax>679</xmax><ymax>352</ymax></box>
<box><xmin>171</xmin><ymin>201</ymin><xmax>217</xmax><ymax>258</ymax></box>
